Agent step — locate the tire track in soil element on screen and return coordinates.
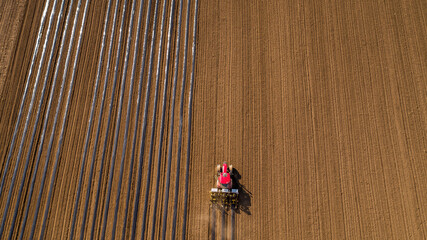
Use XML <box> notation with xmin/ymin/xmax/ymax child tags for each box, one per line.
<box><xmin>221</xmin><ymin>208</ymin><xmax>226</xmax><ymax>240</ymax></box>
<box><xmin>231</xmin><ymin>209</ymin><xmax>235</xmax><ymax>240</ymax></box>
<box><xmin>211</xmin><ymin>204</ymin><xmax>216</xmax><ymax>240</ymax></box>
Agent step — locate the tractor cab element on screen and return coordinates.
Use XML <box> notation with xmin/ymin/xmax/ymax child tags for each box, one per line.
<box><xmin>211</xmin><ymin>162</ymin><xmax>238</xmax><ymax>207</ymax></box>
<box><xmin>216</xmin><ymin>162</ymin><xmax>233</xmax><ymax>189</ymax></box>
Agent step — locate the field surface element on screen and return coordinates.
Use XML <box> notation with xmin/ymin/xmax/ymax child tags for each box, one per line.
<box><xmin>0</xmin><ymin>0</ymin><xmax>426</xmax><ymax>239</ymax></box>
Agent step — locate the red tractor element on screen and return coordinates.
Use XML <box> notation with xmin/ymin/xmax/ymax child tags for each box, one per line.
<box><xmin>210</xmin><ymin>162</ymin><xmax>238</xmax><ymax>207</ymax></box>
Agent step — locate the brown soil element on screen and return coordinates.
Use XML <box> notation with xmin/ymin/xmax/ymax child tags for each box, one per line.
<box><xmin>188</xmin><ymin>0</ymin><xmax>427</xmax><ymax>239</ymax></box>
<box><xmin>0</xmin><ymin>0</ymin><xmax>198</xmax><ymax>239</ymax></box>
<box><xmin>0</xmin><ymin>0</ymin><xmax>28</xmax><ymax>94</ymax></box>
<box><xmin>0</xmin><ymin>0</ymin><xmax>426</xmax><ymax>239</ymax></box>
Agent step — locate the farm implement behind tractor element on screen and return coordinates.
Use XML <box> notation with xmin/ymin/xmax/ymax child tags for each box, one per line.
<box><xmin>210</xmin><ymin>162</ymin><xmax>239</xmax><ymax>207</ymax></box>
<box><xmin>210</xmin><ymin>188</ymin><xmax>239</xmax><ymax>206</ymax></box>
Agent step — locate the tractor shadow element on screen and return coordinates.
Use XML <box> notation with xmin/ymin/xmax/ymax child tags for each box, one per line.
<box><xmin>231</xmin><ymin>168</ymin><xmax>252</xmax><ymax>215</ymax></box>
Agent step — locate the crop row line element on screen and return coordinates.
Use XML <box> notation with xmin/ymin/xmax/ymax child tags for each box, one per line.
<box><xmin>0</xmin><ymin>0</ymin><xmax>198</xmax><ymax>238</ymax></box>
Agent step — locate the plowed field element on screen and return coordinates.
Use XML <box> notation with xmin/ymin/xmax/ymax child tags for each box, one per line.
<box><xmin>188</xmin><ymin>0</ymin><xmax>427</xmax><ymax>239</ymax></box>
<box><xmin>0</xmin><ymin>0</ymin><xmax>426</xmax><ymax>239</ymax></box>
